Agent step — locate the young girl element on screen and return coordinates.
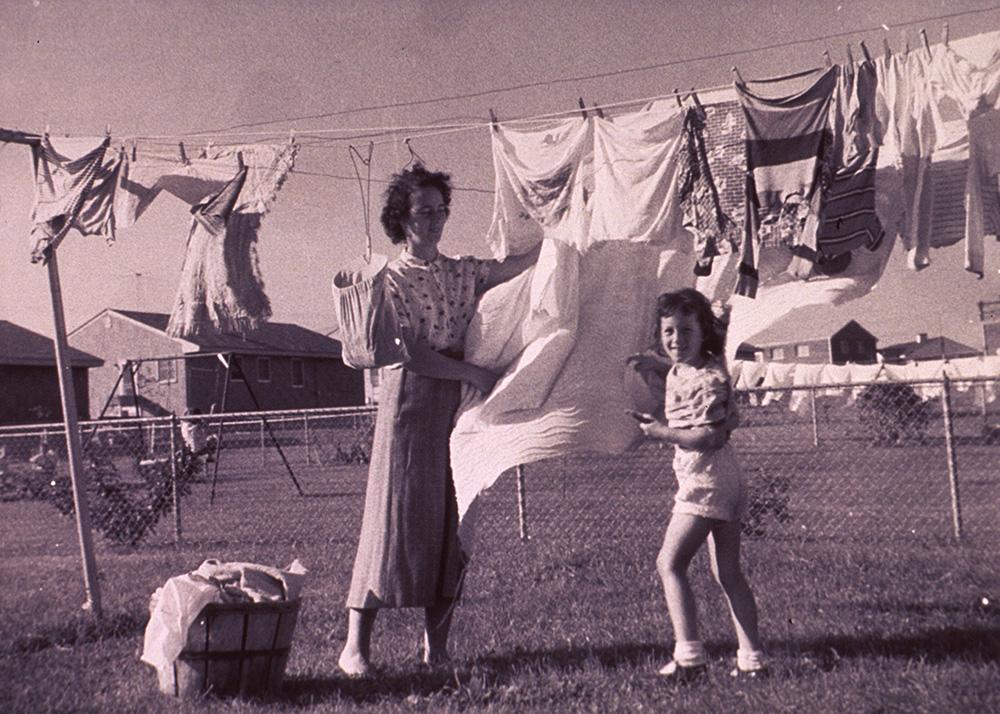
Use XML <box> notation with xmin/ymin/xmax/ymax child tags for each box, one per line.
<box><xmin>627</xmin><ymin>288</ymin><xmax>767</xmax><ymax>681</ymax></box>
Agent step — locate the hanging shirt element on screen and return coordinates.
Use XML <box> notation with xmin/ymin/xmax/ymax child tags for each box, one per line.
<box><xmin>29</xmin><ymin>136</ymin><xmax>124</xmax><ymax>262</ymax></box>
<box><xmin>734</xmin><ymin>66</ymin><xmax>839</xmax><ymax>296</ymax></box>
<box><xmin>384</xmin><ymin>250</ymin><xmax>492</xmax><ymax>352</ymax></box>
<box><xmin>675</xmin><ymin>105</ymin><xmax>740</xmax><ymax>275</ymax></box>
<box><xmin>817</xmin><ymin>58</ymin><xmax>885</xmax><ymax>258</ymax></box>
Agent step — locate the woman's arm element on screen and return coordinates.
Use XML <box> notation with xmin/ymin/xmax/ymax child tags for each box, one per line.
<box><xmin>479</xmin><ymin>241</ymin><xmax>542</xmax><ymax>293</ymax></box>
<box><xmin>404</xmin><ymin>343</ymin><xmax>498</xmax><ymax>394</ymax></box>
<box><xmin>636</xmin><ymin>418</ymin><xmax>729</xmax><ymax>451</ymax></box>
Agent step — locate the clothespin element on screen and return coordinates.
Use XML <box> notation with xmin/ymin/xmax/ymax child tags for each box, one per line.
<box><xmin>44</xmin><ymin>124</ymin><xmax>50</xmax><ymax>137</ymax></box>
<box><xmin>859</xmin><ymin>40</ymin><xmax>872</xmax><ymax>65</ymax></box>
<box><xmin>731</xmin><ymin>66</ymin><xmax>744</xmax><ymax>84</ymax></box>
<box><xmin>674</xmin><ymin>88</ymin><xmax>683</xmax><ymax>109</ymax></box>
<box><xmin>178</xmin><ymin>141</ymin><xmax>189</xmax><ymax>165</ymax></box>
<box><xmin>593</xmin><ymin>101</ymin><xmax>605</xmax><ymax>119</ymax></box>
<box><xmin>104</xmin><ymin>124</ymin><xmax>111</xmax><ymax>138</ymax></box>
<box><xmin>845</xmin><ymin>44</ymin><xmax>855</xmax><ymax>68</ymax></box>
<box><xmin>236</xmin><ymin>151</ymin><xmax>245</xmax><ymax>170</ymax></box>
<box><xmin>882</xmin><ymin>37</ymin><xmax>892</xmax><ymax>60</ymax></box>
<box><xmin>488</xmin><ymin>108</ymin><xmax>499</xmax><ymax>133</ymax></box>
<box><xmin>578</xmin><ymin>98</ymin><xmax>588</xmax><ymax>120</ymax></box>
<box><xmin>941</xmin><ymin>22</ymin><xmax>949</xmax><ymax>47</ymax></box>
<box><xmin>901</xmin><ymin>29</ymin><xmax>909</xmax><ymax>56</ymax></box>
<box><xmin>131</xmin><ymin>142</ymin><xmax>137</xmax><ymax>162</ymax></box>
<box><xmin>288</xmin><ymin>128</ymin><xmax>296</xmax><ymax>146</ymax></box>
<box><xmin>823</xmin><ymin>50</ymin><xmax>832</xmax><ymax>67</ymax></box>
<box><xmin>919</xmin><ymin>28</ymin><xmax>931</xmax><ymax>59</ymax></box>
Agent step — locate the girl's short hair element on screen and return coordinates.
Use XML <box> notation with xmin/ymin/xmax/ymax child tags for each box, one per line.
<box><xmin>379</xmin><ymin>163</ymin><xmax>453</xmax><ymax>244</ymax></box>
<box><xmin>655</xmin><ymin>288</ymin><xmax>727</xmax><ymax>358</ymax></box>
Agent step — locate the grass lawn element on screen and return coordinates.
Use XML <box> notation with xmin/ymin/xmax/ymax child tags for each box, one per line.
<box><xmin>1</xmin><ymin>409</ymin><xmax>998</xmax><ymax>712</ymax></box>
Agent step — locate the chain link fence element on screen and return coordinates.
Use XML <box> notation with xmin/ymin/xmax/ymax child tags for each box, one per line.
<box><xmin>1</xmin><ymin>375</ymin><xmax>997</xmax><ymax>627</ymax></box>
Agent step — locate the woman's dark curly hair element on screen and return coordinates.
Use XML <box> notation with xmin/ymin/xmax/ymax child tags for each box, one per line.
<box><xmin>379</xmin><ymin>163</ymin><xmax>453</xmax><ymax>244</ymax></box>
<box><xmin>655</xmin><ymin>288</ymin><xmax>727</xmax><ymax>358</ymax></box>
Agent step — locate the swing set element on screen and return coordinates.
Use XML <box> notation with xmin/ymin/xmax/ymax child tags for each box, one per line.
<box><xmin>83</xmin><ymin>351</ymin><xmax>303</xmax><ymax>505</ymax></box>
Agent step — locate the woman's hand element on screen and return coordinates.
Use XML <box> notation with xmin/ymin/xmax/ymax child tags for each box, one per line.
<box><xmin>466</xmin><ymin>365</ymin><xmax>499</xmax><ymax>395</ymax></box>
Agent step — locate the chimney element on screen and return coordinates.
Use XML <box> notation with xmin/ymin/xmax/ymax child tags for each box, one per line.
<box><xmin>915</xmin><ymin>332</ymin><xmax>928</xmax><ymax>343</ymax></box>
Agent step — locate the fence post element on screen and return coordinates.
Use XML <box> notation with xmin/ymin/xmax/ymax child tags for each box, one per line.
<box><xmin>940</xmin><ymin>375</ymin><xmax>963</xmax><ymax>541</ymax></box>
<box><xmin>515</xmin><ymin>464</ymin><xmax>529</xmax><ymax>541</ymax></box>
<box><xmin>170</xmin><ymin>414</ymin><xmax>182</xmax><ymax>544</ymax></box>
<box><xmin>259</xmin><ymin>417</ymin><xmax>266</xmax><ymax>466</ymax></box>
<box><xmin>304</xmin><ymin>412</ymin><xmax>311</xmax><ymax>466</ymax></box>
<box><xmin>810</xmin><ymin>386</ymin><xmax>819</xmax><ymax>447</ymax></box>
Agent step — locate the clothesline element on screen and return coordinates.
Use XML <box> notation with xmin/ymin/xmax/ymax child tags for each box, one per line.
<box><xmin>186</xmin><ymin>4</ymin><xmax>998</xmax><ymax>137</ymax></box>
<box><xmin>10</xmin><ymin>7</ymin><xmax>989</xmax><ymax>149</ymax></box>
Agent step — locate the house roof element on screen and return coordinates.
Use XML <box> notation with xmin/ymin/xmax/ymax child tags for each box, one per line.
<box><xmin>0</xmin><ymin>320</ymin><xmax>103</xmax><ymax>367</ymax></box>
<box><xmin>746</xmin><ymin>313</ymin><xmax>878</xmax><ymax>348</ymax></box>
<box><xmin>79</xmin><ymin>309</ymin><xmax>343</xmax><ymax>358</ymax></box>
<box><xmin>879</xmin><ymin>335</ymin><xmax>981</xmax><ymax>361</ymax></box>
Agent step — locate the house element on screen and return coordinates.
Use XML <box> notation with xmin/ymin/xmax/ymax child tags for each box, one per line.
<box><xmin>326</xmin><ymin>326</ymin><xmax>381</xmax><ymax>405</ymax></box>
<box><xmin>878</xmin><ymin>333</ymin><xmax>981</xmax><ymax>364</ymax></box>
<box><xmin>742</xmin><ymin>319</ymin><xmax>879</xmax><ymax>365</ymax></box>
<box><xmin>69</xmin><ymin>309</ymin><xmax>364</xmax><ymax>418</ymax></box>
<box><xmin>0</xmin><ymin>320</ymin><xmax>102</xmax><ymax>425</ymax></box>
<box><xmin>980</xmin><ymin>298</ymin><xmax>1000</xmax><ymax>356</ymax></box>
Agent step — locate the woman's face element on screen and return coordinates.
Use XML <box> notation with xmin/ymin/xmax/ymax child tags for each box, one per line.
<box><xmin>403</xmin><ymin>186</ymin><xmax>449</xmax><ymax>254</ymax></box>
<box><xmin>659</xmin><ymin>311</ymin><xmax>704</xmax><ymax>367</ymax></box>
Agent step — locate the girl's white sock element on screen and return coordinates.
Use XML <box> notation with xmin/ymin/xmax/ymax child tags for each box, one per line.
<box><xmin>736</xmin><ymin>648</ymin><xmax>767</xmax><ymax>671</ymax></box>
<box><xmin>673</xmin><ymin>639</ymin><xmax>708</xmax><ymax>667</ymax></box>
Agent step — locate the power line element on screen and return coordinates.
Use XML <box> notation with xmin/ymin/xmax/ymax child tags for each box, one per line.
<box><xmin>184</xmin><ymin>3</ymin><xmax>1000</xmax><ymax>136</ymax></box>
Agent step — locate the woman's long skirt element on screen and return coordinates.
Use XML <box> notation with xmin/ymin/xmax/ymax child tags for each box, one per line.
<box><xmin>345</xmin><ymin>365</ymin><xmax>466</xmax><ymax>608</ymax></box>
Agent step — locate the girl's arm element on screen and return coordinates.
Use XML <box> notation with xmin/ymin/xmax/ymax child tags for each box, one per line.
<box><xmin>403</xmin><ymin>343</ymin><xmax>498</xmax><ymax>394</ymax></box>
<box><xmin>479</xmin><ymin>241</ymin><xmax>542</xmax><ymax>293</ymax></box>
<box><xmin>637</xmin><ymin>418</ymin><xmax>729</xmax><ymax>451</ymax></box>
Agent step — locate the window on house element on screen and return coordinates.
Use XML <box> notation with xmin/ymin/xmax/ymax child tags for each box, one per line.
<box><xmin>257</xmin><ymin>357</ymin><xmax>271</xmax><ymax>383</ymax></box>
<box><xmin>772</xmin><ymin>347</ymin><xmax>785</xmax><ymax>360</ymax></box>
<box><xmin>856</xmin><ymin>340</ymin><xmax>867</xmax><ymax>353</ymax></box>
<box><xmin>840</xmin><ymin>340</ymin><xmax>851</xmax><ymax>353</ymax></box>
<box><xmin>291</xmin><ymin>359</ymin><xmax>304</xmax><ymax>388</ymax></box>
<box><xmin>156</xmin><ymin>359</ymin><xmax>177</xmax><ymax>383</ymax></box>
<box><xmin>795</xmin><ymin>344</ymin><xmax>810</xmax><ymax>358</ymax></box>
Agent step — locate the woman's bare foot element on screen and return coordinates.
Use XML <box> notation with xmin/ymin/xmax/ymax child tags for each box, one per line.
<box><xmin>338</xmin><ymin>647</ymin><xmax>372</xmax><ymax>677</ymax></box>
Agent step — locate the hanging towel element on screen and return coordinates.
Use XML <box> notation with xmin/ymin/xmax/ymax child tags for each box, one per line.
<box><xmin>589</xmin><ymin>101</ymin><xmax>686</xmax><ymax>245</ymax></box>
<box><xmin>115</xmin><ymin>142</ymin><xmax>297</xmax><ymax>226</ymax></box>
<box><xmin>735</xmin><ymin>66</ymin><xmax>839</xmax><ymax>295</ymax></box>
<box><xmin>165</xmin><ymin>166</ymin><xmax>272</xmax><ymax>337</ymax></box>
<box><xmin>487</xmin><ymin>118</ymin><xmax>591</xmax><ymax>257</ymax></box>
<box><xmin>28</xmin><ymin>136</ymin><xmax>124</xmax><ymax>262</ymax></box>
<box><xmin>332</xmin><ymin>254</ymin><xmax>410</xmax><ymax>369</ymax></box>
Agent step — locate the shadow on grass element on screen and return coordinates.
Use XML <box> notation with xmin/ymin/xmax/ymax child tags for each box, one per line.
<box><xmin>772</xmin><ymin>625</ymin><xmax>1000</xmax><ymax>671</ymax></box>
<box><xmin>280</xmin><ymin>641</ymin><xmax>678</xmax><ymax>704</ymax></box>
<box><xmin>9</xmin><ymin>610</ymin><xmax>146</xmax><ymax>655</ymax></box>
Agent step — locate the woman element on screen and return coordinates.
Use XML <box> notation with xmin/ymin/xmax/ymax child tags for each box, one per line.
<box><xmin>338</xmin><ymin>164</ymin><xmax>541</xmax><ymax>676</ymax></box>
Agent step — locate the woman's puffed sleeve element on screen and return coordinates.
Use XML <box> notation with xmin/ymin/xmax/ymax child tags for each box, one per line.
<box><xmin>470</xmin><ymin>256</ymin><xmax>492</xmax><ymax>290</ymax></box>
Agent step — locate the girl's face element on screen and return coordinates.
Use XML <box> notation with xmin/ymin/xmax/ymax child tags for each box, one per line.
<box><xmin>659</xmin><ymin>311</ymin><xmax>704</xmax><ymax>367</ymax></box>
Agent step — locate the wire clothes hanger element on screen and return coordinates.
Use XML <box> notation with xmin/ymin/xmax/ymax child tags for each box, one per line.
<box><xmin>348</xmin><ymin>141</ymin><xmax>375</xmax><ymax>262</ymax></box>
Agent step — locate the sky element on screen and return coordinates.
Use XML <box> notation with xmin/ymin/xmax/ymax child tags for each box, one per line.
<box><xmin>2</xmin><ymin>0</ymin><xmax>1000</xmax><ymax>352</ymax></box>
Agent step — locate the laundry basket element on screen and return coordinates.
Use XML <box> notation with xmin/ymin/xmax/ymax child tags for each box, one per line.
<box><xmin>156</xmin><ymin>599</ymin><xmax>301</xmax><ymax>698</ymax></box>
